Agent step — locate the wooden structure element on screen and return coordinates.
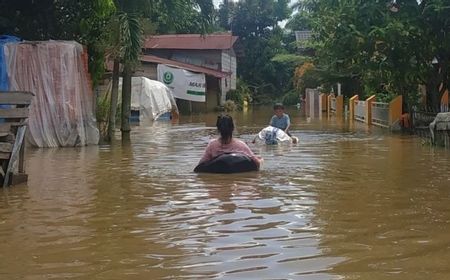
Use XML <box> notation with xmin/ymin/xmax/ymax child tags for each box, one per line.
<box><xmin>328</xmin><ymin>94</ymin><xmax>344</xmax><ymax>117</ymax></box>
<box><xmin>0</xmin><ymin>91</ymin><xmax>34</xmax><ymax>187</ymax></box>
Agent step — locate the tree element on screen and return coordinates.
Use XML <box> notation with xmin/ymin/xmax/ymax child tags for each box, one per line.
<box><xmin>297</xmin><ymin>0</ymin><xmax>450</xmax><ymax>110</ymax></box>
<box><xmin>109</xmin><ymin>0</ymin><xmax>214</xmax><ymax>140</ymax></box>
<box><xmin>0</xmin><ymin>0</ymin><xmax>115</xmax><ymax>85</ymax></box>
<box><xmin>419</xmin><ymin>0</ymin><xmax>450</xmax><ymax>111</ymax></box>
<box><xmin>220</xmin><ymin>0</ymin><xmax>292</xmax><ymax>102</ymax></box>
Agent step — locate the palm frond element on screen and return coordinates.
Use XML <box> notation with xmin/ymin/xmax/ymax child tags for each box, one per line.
<box><xmin>118</xmin><ymin>12</ymin><xmax>143</xmax><ymax>63</ymax></box>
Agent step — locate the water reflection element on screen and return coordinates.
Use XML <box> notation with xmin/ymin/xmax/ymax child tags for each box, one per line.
<box><xmin>0</xmin><ymin>107</ymin><xmax>449</xmax><ymax>279</ymax></box>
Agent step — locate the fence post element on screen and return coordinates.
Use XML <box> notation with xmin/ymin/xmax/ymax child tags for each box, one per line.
<box><xmin>327</xmin><ymin>94</ymin><xmax>333</xmax><ymax>118</ymax></box>
<box><xmin>366</xmin><ymin>95</ymin><xmax>376</xmax><ymax>125</ymax></box>
<box><xmin>441</xmin><ymin>90</ymin><xmax>449</xmax><ymax>112</ymax></box>
<box><xmin>319</xmin><ymin>93</ymin><xmax>328</xmax><ymax>113</ymax></box>
<box><xmin>389</xmin><ymin>95</ymin><xmax>403</xmax><ymax>126</ymax></box>
<box><xmin>336</xmin><ymin>95</ymin><xmax>344</xmax><ymax>116</ymax></box>
<box><xmin>305</xmin><ymin>89</ymin><xmax>310</xmax><ymax>116</ymax></box>
<box><xmin>349</xmin><ymin>95</ymin><xmax>358</xmax><ymax>120</ymax></box>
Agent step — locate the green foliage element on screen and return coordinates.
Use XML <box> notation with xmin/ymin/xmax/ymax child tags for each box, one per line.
<box><xmin>226</xmin><ymin>79</ymin><xmax>252</xmax><ymax>110</ymax></box>
<box><xmin>113</xmin><ymin>12</ymin><xmax>143</xmax><ymax>64</ymax></box>
<box><xmin>223</xmin><ymin>100</ymin><xmax>237</xmax><ymax>112</ymax></box>
<box><xmin>271</xmin><ymin>54</ymin><xmax>307</xmax><ymax>66</ymax></box>
<box><xmin>282</xmin><ymin>90</ymin><xmax>300</xmax><ymax>105</ymax></box>
<box><xmin>96</xmin><ymin>91</ymin><xmax>111</xmax><ymax>139</ymax></box>
<box><xmin>219</xmin><ymin>0</ymin><xmax>292</xmax><ymax>103</ymax></box>
<box><xmin>0</xmin><ymin>0</ymin><xmax>115</xmax><ymax>86</ymax></box>
<box><xmin>302</xmin><ymin>0</ymin><xmax>450</xmax><ymax>110</ymax></box>
<box><xmin>285</xmin><ymin>10</ymin><xmax>311</xmax><ymax>31</ymax></box>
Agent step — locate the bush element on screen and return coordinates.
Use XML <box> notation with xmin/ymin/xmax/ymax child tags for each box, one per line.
<box><xmin>226</xmin><ymin>79</ymin><xmax>252</xmax><ymax>109</ymax></box>
<box><xmin>223</xmin><ymin>100</ymin><xmax>237</xmax><ymax>112</ymax></box>
<box><xmin>282</xmin><ymin>90</ymin><xmax>300</xmax><ymax>105</ymax></box>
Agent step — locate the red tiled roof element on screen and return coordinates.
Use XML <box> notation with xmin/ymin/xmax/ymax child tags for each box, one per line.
<box><xmin>144</xmin><ymin>33</ymin><xmax>238</xmax><ymax>50</ymax></box>
<box><xmin>140</xmin><ymin>54</ymin><xmax>230</xmax><ymax>78</ymax></box>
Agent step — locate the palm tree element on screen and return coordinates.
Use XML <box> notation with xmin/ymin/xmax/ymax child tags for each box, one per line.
<box><xmin>106</xmin><ymin>0</ymin><xmax>214</xmax><ymax>141</ymax></box>
<box><xmin>106</xmin><ymin>12</ymin><xmax>142</xmax><ymax>141</ymax></box>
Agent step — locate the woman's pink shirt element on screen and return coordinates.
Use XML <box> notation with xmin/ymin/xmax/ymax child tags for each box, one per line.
<box><xmin>199</xmin><ymin>138</ymin><xmax>258</xmax><ymax>164</ymax></box>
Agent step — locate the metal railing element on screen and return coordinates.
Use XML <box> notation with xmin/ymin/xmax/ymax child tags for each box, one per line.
<box><xmin>355</xmin><ymin>101</ymin><xmax>366</xmax><ymax>121</ymax></box>
<box><xmin>371</xmin><ymin>102</ymin><xmax>389</xmax><ymax>127</ymax></box>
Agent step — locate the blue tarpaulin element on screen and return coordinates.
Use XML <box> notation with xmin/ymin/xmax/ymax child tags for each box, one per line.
<box><xmin>0</xmin><ymin>35</ymin><xmax>21</xmax><ymax>91</ymax></box>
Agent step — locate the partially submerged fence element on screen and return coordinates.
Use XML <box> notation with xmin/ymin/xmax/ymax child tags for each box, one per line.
<box><xmin>349</xmin><ymin>95</ymin><xmax>402</xmax><ymax>129</ymax></box>
<box><xmin>328</xmin><ymin>94</ymin><xmax>343</xmax><ymax>117</ymax></box>
<box><xmin>412</xmin><ymin>108</ymin><xmax>449</xmax><ymax>147</ymax></box>
<box><xmin>355</xmin><ymin>101</ymin><xmax>366</xmax><ymax>122</ymax></box>
<box><xmin>305</xmin><ymin>88</ymin><xmax>320</xmax><ymax>118</ymax></box>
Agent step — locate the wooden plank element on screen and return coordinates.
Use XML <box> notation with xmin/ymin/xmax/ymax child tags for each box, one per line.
<box><xmin>19</xmin><ymin>140</ymin><xmax>25</xmax><ymax>173</ymax></box>
<box><xmin>3</xmin><ymin>126</ymin><xmax>26</xmax><ymax>187</ymax></box>
<box><xmin>0</xmin><ymin>123</ymin><xmax>11</xmax><ymax>133</ymax></box>
<box><xmin>0</xmin><ymin>92</ymin><xmax>34</xmax><ymax>105</ymax></box>
<box><xmin>0</xmin><ymin>108</ymin><xmax>29</xmax><ymax>119</ymax></box>
<box><xmin>0</xmin><ymin>152</ymin><xmax>10</xmax><ymax>159</ymax></box>
<box><xmin>10</xmin><ymin>173</ymin><xmax>28</xmax><ymax>186</ymax></box>
<box><xmin>0</xmin><ymin>143</ymin><xmax>13</xmax><ymax>153</ymax></box>
<box><xmin>1</xmin><ymin>122</ymin><xmax>24</xmax><ymax>127</ymax></box>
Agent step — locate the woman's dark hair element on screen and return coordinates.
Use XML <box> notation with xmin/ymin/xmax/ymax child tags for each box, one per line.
<box><xmin>216</xmin><ymin>114</ymin><xmax>234</xmax><ymax>144</ymax></box>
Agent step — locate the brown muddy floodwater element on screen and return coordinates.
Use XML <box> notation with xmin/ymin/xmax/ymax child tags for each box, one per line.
<box><xmin>1</xmin><ymin>106</ymin><xmax>450</xmax><ymax>280</ymax></box>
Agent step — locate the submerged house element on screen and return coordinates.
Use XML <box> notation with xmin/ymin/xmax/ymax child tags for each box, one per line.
<box><xmin>137</xmin><ymin>33</ymin><xmax>238</xmax><ymax>112</ymax></box>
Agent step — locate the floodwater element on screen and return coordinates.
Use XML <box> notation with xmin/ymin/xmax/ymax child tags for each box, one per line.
<box><xmin>1</xmin><ymin>106</ymin><xmax>450</xmax><ymax>280</ymax></box>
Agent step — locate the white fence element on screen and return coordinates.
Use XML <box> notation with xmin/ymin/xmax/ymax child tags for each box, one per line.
<box><xmin>355</xmin><ymin>101</ymin><xmax>366</xmax><ymax>121</ymax></box>
<box><xmin>371</xmin><ymin>102</ymin><xmax>390</xmax><ymax>127</ymax></box>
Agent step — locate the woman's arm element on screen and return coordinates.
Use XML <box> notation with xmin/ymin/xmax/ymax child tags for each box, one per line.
<box><xmin>199</xmin><ymin>142</ymin><xmax>214</xmax><ymax>163</ymax></box>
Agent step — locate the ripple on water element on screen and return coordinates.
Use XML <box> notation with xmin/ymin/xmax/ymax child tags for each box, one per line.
<box><xmin>1</xmin><ymin>115</ymin><xmax>450</xmax><ymax>279</ymax></box>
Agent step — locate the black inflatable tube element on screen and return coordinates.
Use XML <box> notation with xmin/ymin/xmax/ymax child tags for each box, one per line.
<box><xmin>194</xmin><ymin>153</ymin><xmax>259</xmax><ymax>174</ymax></box>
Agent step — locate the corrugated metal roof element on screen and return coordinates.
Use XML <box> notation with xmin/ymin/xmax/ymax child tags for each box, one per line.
<box><xmin>140</xmin><ymin>55</ymin><xmax>230</xmax><ymax>78</ymax></box>
<box><xmin>144</xmin><ymin>33</ymin><xmax>238</xmax><ymax>50</ymax></box>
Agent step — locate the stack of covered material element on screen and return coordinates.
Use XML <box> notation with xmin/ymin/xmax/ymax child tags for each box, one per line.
<box><xmin>2</xmin><ymin>40</ymin><xmax>99</xmax><ymax>147</ymax></box>
<box><xmin>128</xmin><ymin>77</ymin><xmax>178</xmax><ymax>121</ymax></box>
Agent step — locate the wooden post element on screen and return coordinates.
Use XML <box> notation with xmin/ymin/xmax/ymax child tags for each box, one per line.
<box><xmin>441</xmin><ymin>90</ymin><xmax>449</xmax><ymax>111</ymax></box>
<box><xmin>389</xmin><ymin>95</ymin><xmax>403</xmax><ymax>126</ymax></box>
<box><xmin>349</xmin><ymin>95</ymin><xmax>359</xmax><ymax>120</ymax></box>
<box><xmin>3</xmin><ymin>126</ymin><xmax>26</xmax><ymax>187</ymax></box>
<box><xmin>121</xmin><ymin>63</ymin><xmax>132</xmax><ymax>137</ymax></box>
<box><xmin>319</xmin><ymin>93</ymin><xmax>328</xmax><ymax>113</ymax></box>
<box><xmin>327</xmin><ymin>94</ymin><xmax>333</xmax><ymax>118</ymax></box>
<box><xmin>366</xmin><ymin>95</ymin><xmax>376</xmax><ymax>125</ymax></box>
<box><xmin>336</xmin><ymin>95</ymin><xmax>344</xmax><ymax>117</ymax></box>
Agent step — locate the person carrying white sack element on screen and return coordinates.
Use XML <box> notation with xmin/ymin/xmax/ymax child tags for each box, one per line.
<box><xmin>252</xmin><ymin>125</ymin><xmax>299</xmax><ymax>145</ymax></box>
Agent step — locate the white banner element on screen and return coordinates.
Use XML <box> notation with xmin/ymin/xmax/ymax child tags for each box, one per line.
<box><xmin>157</xmin><ymin>64</ymin><xmax>206</xmax><ymax>102</ymax></box>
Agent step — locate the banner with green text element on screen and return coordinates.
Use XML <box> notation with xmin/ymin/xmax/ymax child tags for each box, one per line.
<box><xmin>157</xmin><ymin>64</ymin><xmax>206</xmax><ymax>102</ymax></box>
